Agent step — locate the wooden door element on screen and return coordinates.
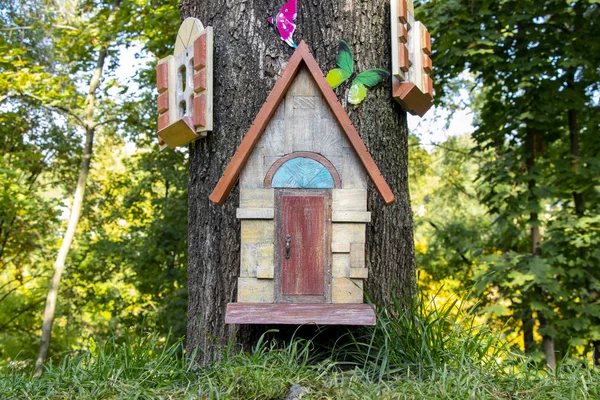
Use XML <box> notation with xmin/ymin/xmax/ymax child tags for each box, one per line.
<box><xmin>279</xmin><ymin>192</ymin><xmax>328</xmax><ymax>302</ymax></box>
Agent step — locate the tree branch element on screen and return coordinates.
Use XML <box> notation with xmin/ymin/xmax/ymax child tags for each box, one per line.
<box><xmin>2</xmin><ymin>92</ymin><xmax>85</xmax><ymax>127</ymax></box>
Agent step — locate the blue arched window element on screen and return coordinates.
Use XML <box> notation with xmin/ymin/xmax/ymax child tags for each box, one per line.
<box><xmin>271</xmin><ymin>157</ymin><xmax>335</xmax><ymax>189</ymax></box>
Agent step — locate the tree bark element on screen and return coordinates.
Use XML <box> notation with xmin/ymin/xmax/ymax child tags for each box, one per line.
<box><xmin>34</xmin><ymin>46</ymin><xmax>108</xmax><ymax>376</ymax></box>
<box><xmin>181</xmin><ymin>0</ymin><xmax>415</xmax><ymax>363</ymax></box>
<box><xmin>525</xmin><ymin>128</ymin><xmax>555</xmax><ymax>369</ymax></box>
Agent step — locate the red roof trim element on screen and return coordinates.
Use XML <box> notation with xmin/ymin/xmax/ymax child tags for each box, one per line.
<box><xmin>209</xmin><ymin>41</ymin><xmax>395</xmax><ymax>206</ymax></box>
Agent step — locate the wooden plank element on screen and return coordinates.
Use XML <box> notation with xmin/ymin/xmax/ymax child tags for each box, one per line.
<box><xmin>256</xmin><ymin>265</ymin><xmax>275</xmax><ymax>279</ymax></box>
<box><xmin>239</xmin><ymin>147</ymin><xmax>265</xmax><ymax>189</ymax></box>
<box><xmin>174</xmin><ymin>17</ymin><xmax>204</xmax><ymax>56</ymax></box>
<box><xmin>157</xmin><ymin>116</ymin><xmax>198</xmax><ymax>148</ymax></box>
<box><xmin>331</xmin><ymin>242</ymin><xmax>351</xmax><ymax>253</ymax></box>
<box><xmin>421</xmin><ymin>26</ymin><xmax>432</xmax><ymax>55</ymax></box>
<box><xmin>350</xmin><ymin>268</ymin><xmax>369</xmax><ymax>279</ymax></box>
<box><xmin>332</xmin><ymin>253</ymin><xmax>350</xmax><ymax>277</ymax></box>
<box><xmin>241</xmin><ymin>220</ymin><xmax>274</xmax><ymax>244</ymax></box>
<box><xmin>240</xmin><ymin>189</ymin><xmax>274</xmax><ymax>208</ymax></box>
<box><xmin>332</xmin><ymin>211</ymin><xmax>371</xmax><ymax>223</ymax></box>
<box><xmin>156</xmin><ymin>60</ymin><xmax>169</xmax><ymax>94</ymax></box>
<box><xmin>225</xmin><ymin>303</ymin><xmax>376</xmax><ymax>325</ymax></box>
<box><xmin>350</xmin><ymin>243</ymin><xmax>366</xmax><ymax>268</ymax></box>
<box><xmin>236</xmin><ymin>208</ymin><xmax>275</xmax><ymax>219</ymax></box>
<box><xmin>392</xmin><ymin>80</ymin><xmax>433</xmax><ymax>117</ymax></box>
<box><xmin>398</xmin><ymin>0</ymin><xmax>408</xmax><ymax>24</ymax></box>
<box><xmin>342</xmin><ymin>148</ymin><xmax>368</xmax><ymax>190</ymax></box>
<box><xmin>332</xmin><ymin>189</ymin><xmax>367</xmax><ymax>211</ymax></box>
<box><xmin>281</xmin><ymin>195</ymin><xmax>326</xmax><ymax>295</ymax></box>
<box><xmin>240</xmin><ymin>244</ymin><xmax>257</xmax><ymax>277</ymax></box>
<box><xmin>332</xmin><ymin>223</ymin><xmax>365</xmax><ymax>244</ymax></box>
<box><xmin>237</xmin><ymin>278</ymin><xmax>274</xmax><ymax>303</ymax></box>
<box><xmin>332</xmin><ymin>277</ymin><xmax>363</xmax><ymax>303</ymax></box>
<box><xmin>209</xmin><ymin>41</ymin><xmax>395</xmax><ymax>206</ymax></box>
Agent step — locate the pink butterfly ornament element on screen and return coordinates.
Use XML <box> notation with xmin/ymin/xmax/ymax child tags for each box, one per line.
<box><xmin>267</xmin><ymin>0</ymin><xmax>298</xmax><ymax>48</ymax></box>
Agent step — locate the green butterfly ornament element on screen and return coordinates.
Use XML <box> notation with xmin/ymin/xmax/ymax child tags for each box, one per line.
<box><xmin>326</xmin><ymin>40</ymin><xmax>390</xmax><ymax>105</ymax></box>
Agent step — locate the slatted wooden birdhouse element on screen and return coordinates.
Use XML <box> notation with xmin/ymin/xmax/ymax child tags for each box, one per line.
<box><xmin>210</xmin><ymin>42</ymin><xmax>395</xmax><ymax>326</ymax></box>
<box><xmin>390</xmin><ymin>0</ymin><xmax>434</xmax><ymax>117</ymax></box>
<box><xmin>156</xmin><ymin>17</ymin><xmax>214</xmax><ymax>149</ymax></box>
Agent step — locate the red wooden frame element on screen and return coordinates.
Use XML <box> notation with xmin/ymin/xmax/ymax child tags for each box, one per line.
<box><xmin>274</xmin><ymin>189</ymin><xmax>332</xmax><ymax>304</ymax></box>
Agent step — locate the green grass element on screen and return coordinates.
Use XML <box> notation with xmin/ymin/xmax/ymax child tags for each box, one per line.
<box><xmin>2</xmin><ymin>296</ymin><xmax>599</xmax><ymax>399</ymax></box>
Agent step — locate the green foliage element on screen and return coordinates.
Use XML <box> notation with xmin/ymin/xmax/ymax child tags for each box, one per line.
<box><xmin>0</xmin><ymin>0</ymin><xmax>183</xmax><ymax>361</ymax></box>
<box><xmin>419</xmin><ymin>0</ymin><xmax>600</xmax><ymax>362</ymax></box>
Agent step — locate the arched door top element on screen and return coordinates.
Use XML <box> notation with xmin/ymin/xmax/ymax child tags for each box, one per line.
<box><xmin>264</xmin><ymin>152</ymin><xmax>341</xmax><ymax>189</ymax></box>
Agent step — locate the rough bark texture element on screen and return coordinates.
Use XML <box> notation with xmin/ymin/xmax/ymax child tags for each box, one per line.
<box><xmin>525</xmin><ymin>128</ymin><xmax>556</xmax><ymax>369</ymax></box>
<box><xmin>181</xmin><ymin>0</ymin><xmax>415</xmax><ymax>363</ymax></box>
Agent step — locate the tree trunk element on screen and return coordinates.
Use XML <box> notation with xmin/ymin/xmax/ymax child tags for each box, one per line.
<box><xmin>35</xmin><ymin>47</ymin><xmax>108</xmax><ymax>376</ymax></box>
<box><xmin>525</xmin><ymin>128</ymin><xmax>555</xmax><ymax>369</ymax></box>
<box><xmin>181</xmin><ymin>0</ymin><xmax>415</xmax><ymax>363</ymax></box>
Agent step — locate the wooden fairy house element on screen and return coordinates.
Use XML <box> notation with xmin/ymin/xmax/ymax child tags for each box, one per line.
<box><xmin>210</xmin><ymin>41</ymin><xmax>395</xmax><ymax>325</ymax></box>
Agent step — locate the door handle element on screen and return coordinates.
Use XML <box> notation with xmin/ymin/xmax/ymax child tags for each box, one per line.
<box><xmin>285</xmin><ymin>235</ymin><xmax>291</xmax><ymax>259</ymax></box>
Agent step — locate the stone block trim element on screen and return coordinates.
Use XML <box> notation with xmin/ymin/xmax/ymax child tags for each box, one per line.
<box><xmin>332</xmin><ymin>211</ymin><xmax>371</xmax><ymax>223</ymax></box>
<box><xmin>350</xmin><ymin>268</ymin><xmax>369</xmax><ymax>279</ymax></box>
<box><xmin>236</xmin><ymin>208</ymin><xmax>275</xmax><ymax>220</ymax></box>
<box><xmin>332</xmin><ymin>277</ymin><xmax>363</xmax><ymax>303</ymax></box>
<box><xmin>350</xmin><ymin>243</ymin><xmax>366</xmax><ymax>269</ymax></box>
<box><xmin>256</xmin><ymin>266</ymin><xmax>275</xmax><ymax>279</ymax></box>
<box><xmin>241</xmin><ymin>220</ymin><xmax>274</xmax><ymax>245</ymax></box>
<box><xmin>332</xmin><ymin>189</ymin><xmax>367</xmax><ymax>211</ymax></box>
<box><xmin>331</xmin><ymin>242</ymin><xmax>351</xmax><ymax>253</ymax></box>
<box><xmin>240</xmin><ymin>189</ymin><xmax>275</xmax><ymax>209</ymax></box>
<box><xmin>237</xmin><ymin>278</ymin><xmax>274</xmax><ymax>303</ymax></box>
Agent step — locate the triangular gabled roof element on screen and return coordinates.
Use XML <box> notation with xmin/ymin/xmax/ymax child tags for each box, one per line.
<box><xmin>210</xmin><ymin>41</ymin><xmax>395</xmax><ymax>206</ymax></box>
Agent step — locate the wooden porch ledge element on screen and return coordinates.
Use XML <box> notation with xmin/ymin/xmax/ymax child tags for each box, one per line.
<box><xmin>225</xmin><ymin>303</ymin><xmax>376</xmax><ymax>325</ymax></box>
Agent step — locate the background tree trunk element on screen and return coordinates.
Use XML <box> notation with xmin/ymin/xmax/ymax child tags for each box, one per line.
<box><xmin>181</xmin><ymin>0</ymin><xmax>415</xmax><ymax>363</ymax></box>
<box><xmin>34</xmin><ymin>46</ymin><xmax>109</xmax><ymax>376</ymax></box>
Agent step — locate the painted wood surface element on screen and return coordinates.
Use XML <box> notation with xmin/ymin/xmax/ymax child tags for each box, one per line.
<box><xmin>240</xmin><ymin>243</ymin><xmax>274</xmax><ymax>279</ymax></box>
<box><xmin>281</xmin><ymin>195</ymin><xmax>326</xmax><ymax>296</ymax></box>
<box><xmin>156</xmin><ymin>18</ymin><xmax>213</xmax><ymax>149</ymax></box>
<box><xmin>272</xmin><ymin>157</ymin><xmax>335</xmax><ymax>189</ymax></box>
<box><xmin>264</xmin><ymin>152</ymin><xmax>342</xmax><ymax>189</ymax></box>
<box><xmin>350</xmin><ymin>268</ymin><xmax>369</xmax><ymax>279</ymax></box>
<box><xmin>273</xmin><ymin>158</ymin><xmax>333</xmax><ymax>189</ymax></box>
<box><xmin>237</xmin><ymin>278</ymin><xmax>274</xmax><ymax>303</ymax></box>
<box><xmin>390</xmin><ymin>0</ymin><xmax>434</xmax><ymax>116</ymax></box>
<box><xmin>331</xmin><ymin>211</ymin><xmax>371</xmax><ymax>222</ymax></box>
<box><xmin>236</xmin><ymin>208</ymin><xmax>275</xmax><ymax>219</ymax></box>
<box><xmin>331</xmin><ymin>242</ymin><xmax>351</xmax><ymax>253</ymax></box>
<box><xmin>209</xmin><ymin>41</ymin><xmax>395</xmax><ymax>206</ymax></box>
<box><xmin>332</xmin><ymin>277</ymin><xmax>363</xmax><ymax>303</ymax></box>
<box><xmin>239</xmin><ymin>189</ymin><xmax>275</xmax><ymax>208</ymax></box>
<box><xmin>332</xmin><ymin>189</ymin><xmax>367</xmax><ymax>211</ymax></box>
<box><xmin>256</xmin><ymin>265</ymin><xmax>275</xmax><ymax>279</ymax></box>
<box><xmin>225</xmin><ymin>303</ymin><xmax>376</xmax><ymax>325</ymax></box>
